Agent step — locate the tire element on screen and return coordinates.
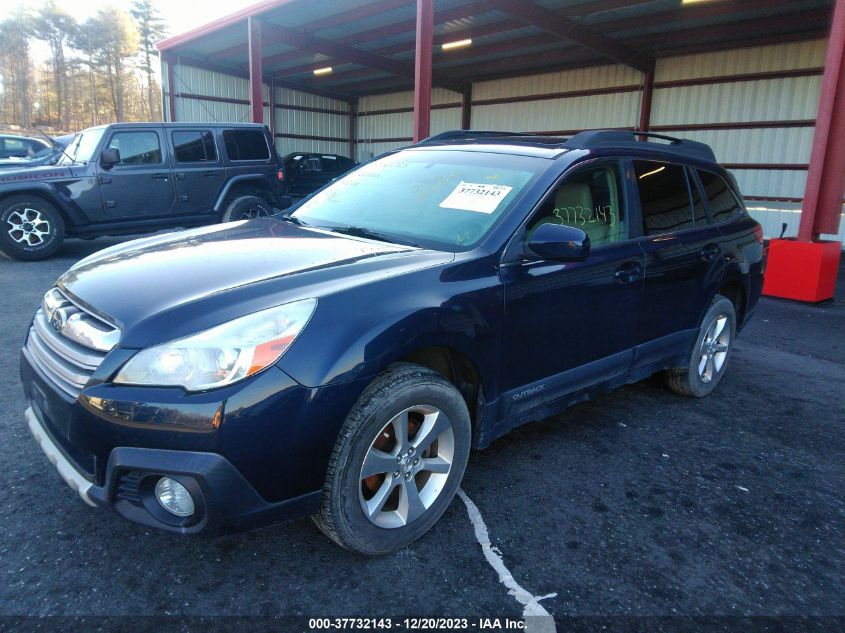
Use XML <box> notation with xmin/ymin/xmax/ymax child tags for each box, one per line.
<box><xmin>315</xmin><ymin>363</ymin><xmax>472</xmax><ymax>555</ymax></box>
<box><xmin>220</xmin><ymin>195</ymin><xmax>273</xmax><ymax>222</ymax></box>
<box><xmin>666</xmin><ymin>294</ymin><xmax>737</xmax><ymax>397</ymax></box>
<box><xmin>0</xmin><ymin>195</ymin><xmax>65</xmax><ymax>261</ymax></box>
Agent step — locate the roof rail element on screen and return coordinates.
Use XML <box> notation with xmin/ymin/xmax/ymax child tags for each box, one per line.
<box><xmin>564</xmin><ymin>129</ymin><xmax>716</xmax><ymax>162</ymax></box>
<box><xmin>415</xmin><ymin>130</ymin><xmax>535</xmax><ymax>145</ymax></box>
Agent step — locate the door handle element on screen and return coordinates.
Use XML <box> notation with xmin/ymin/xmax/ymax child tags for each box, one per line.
<box><xmin>98</xmin><ymin>175</ymin><xmax>111</xmax><ymax>184</ymax></box>
<box><xmin>614</xmin><ymin>262</ymin><xmax>642</xmax><ymax>284</ymax></box>
<box><xmin>174</xmin><ymin>172</ymin><xmax>185</xmax><ymax>181</ymax></box>
<box><xmin>701</xmin><ymin>243</ymin><xmax>721</xmax><ymax>262</ymax></box>
<box><xmin>151</xmin><ymin>173</ymin><xmax>169</xmax><ymax>180</ymax></box>
<box><xmin>202</xmin><ymin>171</ymin><xmax>219</xmax><ymax>177</ymax></box>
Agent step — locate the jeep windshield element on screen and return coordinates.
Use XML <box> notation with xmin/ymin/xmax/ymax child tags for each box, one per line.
<box><xmin>291</xmin><ymin>149</ymin><xmax>545</xmax><ymax>251</ymax></box>
<box><xmin>57</xmin><ymin>128</ymin><xmax>105</xmax><ymax>166</ymax></box>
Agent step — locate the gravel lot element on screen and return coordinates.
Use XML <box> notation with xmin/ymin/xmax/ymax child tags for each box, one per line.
<box><xmin>1</xmin><ymin>236</ymin><xmax>843</xmax><ymax>630</ymax></box>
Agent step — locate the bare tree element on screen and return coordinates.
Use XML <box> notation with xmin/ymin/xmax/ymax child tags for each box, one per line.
<box><xmin>89</xmin><ymin>5</ymin><xmax>140</xmax><ymax>122</ymax></box>
<box><xmin>31</xmin><ymin>1</ymin><xmax>76</xmax><ymax>130</ymax></box>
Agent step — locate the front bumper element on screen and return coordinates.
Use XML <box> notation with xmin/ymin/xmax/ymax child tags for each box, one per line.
<box><xmin>25</xmin><ymin>404</ymin><xmax>321</xmax><ymax>534</ymax></box>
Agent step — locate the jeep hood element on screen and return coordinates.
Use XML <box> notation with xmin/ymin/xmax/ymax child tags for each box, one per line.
<box><xmin>57</xmin><ymin>219</ymin><xmax>453</xmax><ymax>347</ymax></box>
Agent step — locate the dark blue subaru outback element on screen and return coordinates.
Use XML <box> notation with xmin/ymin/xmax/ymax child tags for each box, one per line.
<box><xmin>20</xmin><ymin>130</ymin><xmax>764</xmax><ymax>554</ymax></box>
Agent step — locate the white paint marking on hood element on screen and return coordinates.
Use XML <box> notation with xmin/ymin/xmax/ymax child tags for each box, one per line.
<box><xmin>457</xmin><ymin>488</ymin><xmax>557</xmax><ymax>633</ymax></box>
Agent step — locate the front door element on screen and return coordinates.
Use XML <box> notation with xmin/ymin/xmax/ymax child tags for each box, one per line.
<box><xmin>501</xmin><ymin>160</ymin><xmax>644</xmax><ymax>415</ymax></box>
<box><xmin>98</xmin><ymin>128</ymin><xmax>176</xmax><ymax>219</ymax></box>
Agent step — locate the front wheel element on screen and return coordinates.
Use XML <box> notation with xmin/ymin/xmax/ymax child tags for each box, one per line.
<box><xmin>666</xmin><ymin>294</ymin><xmax>736</xmax><ymax>397</ymax></box>
<box><xmin>315</xmin><ymin>363</ymin><xmax>471</xmax><ymax>555</ymax></box>
<box><xmin>0</xmin><ymin>195</ymin><xmax>65</xmax><ymax>261</ymax></box>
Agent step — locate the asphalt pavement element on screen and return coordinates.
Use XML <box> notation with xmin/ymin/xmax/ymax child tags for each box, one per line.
<box><xmin>0</xmin><ymin>236</ymin><xmax>843</xmax><ymax>631</ymax></box>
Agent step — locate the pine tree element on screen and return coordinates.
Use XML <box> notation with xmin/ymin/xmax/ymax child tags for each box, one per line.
<box><xmin>131</xmin><ymin>0</ymin><xmax>167</xmax><ymax>120</ymax></box>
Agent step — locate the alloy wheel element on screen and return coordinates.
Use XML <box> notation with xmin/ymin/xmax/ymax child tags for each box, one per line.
<box><xmin>7</xmin><ymin>207</ymin><xmax>51</xmax><ymax>246</ymax></box>
<box><xmin>358</xmin><ymin>405</ymin><xmax>455</xmax><ymax>529</ymax></box>
<box><xmin>698</xmin><ymin>313</ymin><xmax>730</xmax><ymax>383</ymax></box>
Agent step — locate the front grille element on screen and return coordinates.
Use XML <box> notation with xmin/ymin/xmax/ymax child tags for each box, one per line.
<box><xmin>24</xmin><ymin>289</ymin><xmax>119</xmax><ymax>399</ymax></box>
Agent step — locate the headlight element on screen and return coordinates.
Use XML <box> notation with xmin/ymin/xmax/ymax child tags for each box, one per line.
<box><xmin>113</xmin><ymin>299</ymin><xmax>316</xmax><ymax>391</ymax></box>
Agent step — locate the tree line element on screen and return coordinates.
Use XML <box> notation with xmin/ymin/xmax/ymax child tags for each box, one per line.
<box><xmin>0</xmin><ymin>0</ymin><xmax>167</xmax><ymax>133</ymax></box>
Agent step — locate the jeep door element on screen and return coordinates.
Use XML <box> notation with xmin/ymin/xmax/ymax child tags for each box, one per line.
<box><xmin>631</xmin><ymin>160</ymin><xmax>724</xmax><ymax>349</ymax></box>
<box><xmin>170</xmin><ymin>129</ymin><xmax>225</xmax><ymax>214</ymax></box>
<box><xmin>98</xmin><ymin>128</ymin><xmax>176</xmax><ymax>218</ymax></box>
<box><xmin>500</xmin><ymin>160</ymin><xmax>645</xmax><ymax>415</ymax></box>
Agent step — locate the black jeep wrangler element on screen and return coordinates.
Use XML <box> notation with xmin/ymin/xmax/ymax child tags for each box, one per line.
<box><xmin>0</xmin><ymin>123</ymin><xmax>285</xmax><ymax>260</ymax></box>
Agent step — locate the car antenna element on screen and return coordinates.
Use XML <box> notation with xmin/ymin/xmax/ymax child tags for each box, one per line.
<box><xmin>33</xmin><ymin>125</ymin><xmax>74</xmax><ymax>164</ymax></box>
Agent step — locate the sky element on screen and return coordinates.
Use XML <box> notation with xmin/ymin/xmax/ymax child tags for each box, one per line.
<box><xmin>1</xmin><ymin>0</ymin><xmax>265</xmax><ymax>60</ymax></box>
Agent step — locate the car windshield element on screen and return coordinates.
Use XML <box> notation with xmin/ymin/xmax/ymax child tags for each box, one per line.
<box><xmin>57</xmin><ymin>128</ymin><xmax>105</xmax><ymax>165</ymax></box>
<box><xmin>291</xmin><ymin>149</ymin><xmax>544</xmax><ymax>251</ymax></box>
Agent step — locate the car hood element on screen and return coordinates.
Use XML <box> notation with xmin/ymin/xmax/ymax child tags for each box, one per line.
<box><xmin>57</xmin><ymin>219</ymin><xmax>453</xmax><ymax>347</ymax></box>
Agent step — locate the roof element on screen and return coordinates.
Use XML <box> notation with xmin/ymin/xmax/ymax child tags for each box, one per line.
<box><xmin>156</xmin><ymin>0</ymin><xmax>834</xmax><ymax>99</ymax></box>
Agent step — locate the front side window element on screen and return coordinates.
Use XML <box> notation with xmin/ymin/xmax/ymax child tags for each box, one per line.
<box><xmin>172</xmin><ymin>130</ymin><xmax>217</xmax><ymax>162</ymax></box>
<box><xmin>634</xmin><ymin>161</ymin><xmax>694</xmax><ymax>235</ymax></box>
<box><xmin>292</xmin><ymin>150</ymin><xmax>544</xmax><ymax>251</ymax></box>
<box><xmin>526</xmin><ymin>162</ymin><xmax>626</xmax><ymax>247</ymax></box>
<box><xmin>107</xmin><ymin>131</ymin><xmax>162</xmax><ymax>165</ymax></box>
<box><xmin>698</xmin><ymin>169</ymin><xmax>743</xmax><ymax>224</ymax></box>
<box><xmin>223</xmin><ymin>129</ymin><xmax>270</xmax><ymax>161</ymax></box>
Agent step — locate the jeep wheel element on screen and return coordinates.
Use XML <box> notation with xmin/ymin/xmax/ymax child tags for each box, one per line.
<box><xmin>315</xmin><ymin>363</ymin><xmax>471</xmax><ymax>555</ymax></box>
<box><xmin>221</xmin><ymin>195</ymin><xmax>273</xmax><ymax>222</ymax></box>
<box><xmin>666</xmin><ymin>294</ymin><xmax>736</xmax><ymax>397</ymax></box>
<box><xmin>0</xmin><ymin>195</ymin><xmax>65</xmax><ymax>261</ymax></box>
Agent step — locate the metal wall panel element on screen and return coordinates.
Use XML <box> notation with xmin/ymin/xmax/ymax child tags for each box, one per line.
<box><xmin>471</xmin><ymin>91</ymin><xmax>640</xmax><ymax>132</ymax></box>
<box><xmin>656</xmin><ymin>39</ymin><xmax>827</xmax><ymax>81</ymax></box>
<box><xmin>747</xmin><ymin>205</ymin><xmax>845</xmax><ymax>242</ymax></box>
<box><xmin>651</xmin><ymin>78</ymin><xmax>822</xmax><ymax>126</ymax></box>
<box><xmin>275</xmin><ymin>139</ymin><xmax>349</xmax><ymax>158</ymax></box>
<box><xmin>472</xmin><ymin>63</ymin><xmax>641</xmax><ymax>100</ymax></box>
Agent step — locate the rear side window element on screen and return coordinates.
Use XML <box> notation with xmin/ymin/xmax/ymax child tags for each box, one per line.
<box><xmin>172</xmin><ymin>130</ymin><xmax>217</xmax><ymax>162</ymax></box>
<box><xmin>223</xmin><ymin>129</ymin><xmax>270</xmax><ymax>161</ymax></box>
<box><xmin>107</xmin><ymin>131</ymin><xmax>162</xmax><ymax>165</ymax></box>
<box><xmin>634</xmin><ymin>161</ymin><xmax>693</xmax><ymax>234</ymax></box>
<box><xmin>698</xmin><ymin>170</ymin><xmax>743</xmax><ymax>224</ymax></box>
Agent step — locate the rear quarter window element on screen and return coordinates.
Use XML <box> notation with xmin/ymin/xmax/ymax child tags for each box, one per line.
<box><xmin>698</xmin><ymin>169</ymin><xmax>744</xmax><ymax>224</ymax></box>
<box><xmin>633</xmin><ymin>160</ymin><xmax>694</xmax><ymax>234</ymax></box>
<box><xmin>223</xmin><ymin>129</ymin><xmax>270</xmax><ymax>161</ymax></box>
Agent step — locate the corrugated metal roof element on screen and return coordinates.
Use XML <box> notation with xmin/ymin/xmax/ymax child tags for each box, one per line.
<box><xmin>157</xmin><ymin>0</ymin><xmax>834</xmax><ymax>98</ymax></box>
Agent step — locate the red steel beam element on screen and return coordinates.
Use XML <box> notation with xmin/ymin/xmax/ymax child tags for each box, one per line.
<box><xmin>799</xmin><ymin>0</ymin><xmax>845</xmax><ymax>240</ymax></box>
<box><xmin>413</xmin><ymin>0</ymin><xmax>434</xmax><ymax>142</ymax></box>
<box><xmin>248</xmin><ymin>17</ymin><xmax>264</xmax><ymax>123</ymax></box>
<box><xmin>349</xmin><ymin>100</ymin><xmax>357</xmax><ymax>160</ymax></box>
<box><xmin>166</xmin><ymin>54</ymin><xmax>177</xmax><ymax>121</ymax></box>
<box><xmin>461</xmin><ymin>90</ymin><xmax>471</xmax><ymax>130</ymax></box>
<box><xmin>638</xmin><ymin>65</ymin><xmax>654</xmax><ymax>136</ymax></box>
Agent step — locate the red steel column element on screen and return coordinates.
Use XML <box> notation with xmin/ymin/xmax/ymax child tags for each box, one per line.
<box><xmin>638</xmin><ymin>65</ymin><xmax>654</xmax><ymax>135</ymax></box>
<box><xmin>269</xmin><ymin>77</ymin><xmax>276</xmax><ymax>141</ymax></box>
<box><xmin>413</xmin><ymin>0</ymin><xmax>434</xmax><ymax>142</ymax></box>
<box><xmin>349</xmin><ymin>100</ymin><xmax>358</xmax><ymax>160</ymax></box>
<box><xmin>461</xmin><ymin>90</ymin><xmax>472</xmax><ymax>130</ymax></box>
<box><xmin>799</xmin><ymin>0</ymin><xmax>845</xmax><ymax>241</ymax></box>
<box><xmin>166</xmin><ymin>54</ymin><xmax>177</xmax><ymax>122</ymax></box>
<box><xmin>248</xmin><ymin>17</ymin><xmax>264</xmax><ymax>124</ymax></box>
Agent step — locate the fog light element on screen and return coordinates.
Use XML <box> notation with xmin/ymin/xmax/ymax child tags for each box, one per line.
<box><xmin>154</xmin><ymin>477</ymin><xmax>195</xmax><ymax>517</ymax></box>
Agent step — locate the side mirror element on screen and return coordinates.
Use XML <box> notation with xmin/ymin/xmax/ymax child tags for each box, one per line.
<box><xmin>100</xmin><ymin>147</ymin><xmax>120</xmax><ymax>169</ymax></box>
<box><xmin>527</xmin><ymin>223</ymin><xmax>590</xmax><ymax>262</ymax></box>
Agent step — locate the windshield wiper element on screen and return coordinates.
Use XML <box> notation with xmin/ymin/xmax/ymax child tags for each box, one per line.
<box><xmin>328</xmin><ymin>225</ymin><xmax>421</xmax><ymax>248</ymax></box>
<box><xmin>276</xmin><ymin>213</ymin><xmax>309</xmax><ymax>226</ymax></box>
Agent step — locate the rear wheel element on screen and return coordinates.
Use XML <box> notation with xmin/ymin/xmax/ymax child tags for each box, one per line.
<box><xmin>315</xmin><ymin>363</ymin><xmax>471</xmax><ymax>555</ymax></box>
<box><xmin>0</xmin><ymin>195</ymin><xmax>65</xmax><ymax>261</ymax></box>
<box><xmin>666</xmin><ymin>294</ymin><xmax>736</xmax><ymax>397</ymax></box>
<box><xmin>221</xmin><ymin>195</ymin><xmax>273</xmax><ymax>222</ymax></box>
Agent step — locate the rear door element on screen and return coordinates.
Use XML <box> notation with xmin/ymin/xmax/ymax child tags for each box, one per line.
<box><xmin>170</xmin><ymin>128</ymin><xmax>225</xmax><ymax>214</ymax></box>
<box><xmin>632</xmin><ymin>159</ymin><xmax>723</xmax><ymax>348</ymax></box>
<box><xmin>99</xmin><ymin>128</ymin><xmax>176</xmax><ymax>219</ymax></box>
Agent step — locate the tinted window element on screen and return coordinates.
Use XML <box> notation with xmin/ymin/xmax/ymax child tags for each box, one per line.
<box><xmin>223</xmin><ymin>129</ymin><xmax>269</xmax><ymax>161</ymax></box>
<box><xmin>527</xmin><ymin>162</ymin><xmax>626</xmax><ymax>247</ymax></box>
<box><xmin>688</xmin><ymin>167</ymin><xmax>708</xmax><ymax>225</ymax></box>
<box><xmin>172</xmin><ymin>130</ymin><xmax>217</xmax><ymax>162</ymax></box>
<box><xmin>698</xmin><ymin>169</ymin><xmax>743</xmax><ymax>224</ymax></box>
<box><xmin>634</xmin><ymin>161</ymin><xmax>693</xmax><ymax>234</ymax></box>
<box><xmin>107</xmin><ymin>131</ymin><xmax>162</xmax><ymax>165</ymax></box>
<box><xmin>321</xmin><ymin>155</ymin><xmax>340</xmax><ymax>174</ymax></box>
